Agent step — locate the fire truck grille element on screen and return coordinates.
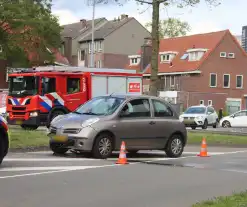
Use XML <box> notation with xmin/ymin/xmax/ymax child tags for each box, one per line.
<box><xmin>12</xmin><ymin>107</ymin><xmax>26</xmax><ymax>111</ymax></box>
<box><xmin>12</xmin><ymin>112</ymin><xmax>26</xmax><ymax>116</ymax></box>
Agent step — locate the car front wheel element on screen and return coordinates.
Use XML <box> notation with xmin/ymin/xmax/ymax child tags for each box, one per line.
<box><xmin>222</xmin><ymin>120</ymin><xmax>231</xmax><ymax>128</ymax></box>
<box><xmin>92</xmin><ymin>133</ymin><xmax>113</xmax><ymax>159</ymax></box>
<box><xmin>165</xmin><ymin>134</ymin><xmax>184</xmax><ymax>158</ymax></box>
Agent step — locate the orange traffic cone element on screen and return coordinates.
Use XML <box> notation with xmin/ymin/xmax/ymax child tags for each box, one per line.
<box><xmin>197</xmin><ymin>137</ymin><xmax>210</xmax><ymax>157</ymax></box>
<box><xmin>116</xmin><ymin>141</ymin><xmax>129</xmax><ymax>165</ymax></box>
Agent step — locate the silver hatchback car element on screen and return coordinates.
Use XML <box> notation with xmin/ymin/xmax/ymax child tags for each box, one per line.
<box><xmin>47</xmin><ymin>94</ymin><xmax>187</xmax><ymax>159</ymax></box>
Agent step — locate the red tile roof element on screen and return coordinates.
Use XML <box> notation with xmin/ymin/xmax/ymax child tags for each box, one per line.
<box><xmin>126</xmin><ymin>30</ymin><xmax>233</xmax><ymax>74</ymax></box>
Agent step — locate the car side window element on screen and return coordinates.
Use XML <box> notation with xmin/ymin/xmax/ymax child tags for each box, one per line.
<box><xmin>208</xmin><ymin>107</ymin><xmax>214</xmax><ymax>114</ymax></box>
<box><xmin>234</xmin><ymin>111</ymin><xmax>247</xmax><ymax>117</ymax></box>
<box><xmin>41</xmin><ymin>77</ymin><xmax>56</xmax><ymax>94</ymax></box>
<box><xmin>120</xmin><ymin>99</ymin><xmax>151</xmax><ymax>118</ymax></box>
<box><xmin>152</xmin><ymin>99</ymin><xmax>173</xmax><ymax>117</ymax></box>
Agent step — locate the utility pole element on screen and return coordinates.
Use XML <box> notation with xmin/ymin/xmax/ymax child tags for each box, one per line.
<box><xmin>90</xmin><ymin>0</ymin><xmax>95</xmax><ymax>67</ymax></box>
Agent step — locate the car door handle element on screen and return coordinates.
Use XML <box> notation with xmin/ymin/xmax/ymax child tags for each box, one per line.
<box><xmin>149</xmin><ymin>121</ymin><xmax>156</xmax><ymax>125</ymax></box>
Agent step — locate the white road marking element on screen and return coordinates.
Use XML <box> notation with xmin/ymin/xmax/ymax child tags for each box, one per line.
<box><xmin>4</xmin><ymin>158</ymin><xmax>97</xmax><ymax>162</ymax></box>
<box><xmin>0</xmin><ymin>164</ymin><xmax>117</xmax><ymax>179</ymax></box>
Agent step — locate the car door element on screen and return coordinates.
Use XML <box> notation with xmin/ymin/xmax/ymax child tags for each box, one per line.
<box><xmin>113</xmin><ymin>98</ymin><xmax>156</xmax><ymax>150</ymax></box>
<box><xmin>208</xmin><ymin>107</ymin><xmax>216</xmax><ymax>124</ymax></box>
<box><xmin>150</xmin><ymin>98</ymin><xmax>178</xmax><ymax>148</ymax></box>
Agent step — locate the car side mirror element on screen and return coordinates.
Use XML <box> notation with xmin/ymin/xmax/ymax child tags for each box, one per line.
<box><xmin>207</xmin><ymin>112</ymin><xmax>211</xmax><ymax>115</ymax></box>
<box><xmin>231</xmin><ymin>115</ymin><xmax>235</xmax><ymax>118</ymax></box>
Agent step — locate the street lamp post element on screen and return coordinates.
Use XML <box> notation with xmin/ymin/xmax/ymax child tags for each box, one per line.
<box><xmin>90</xmin><ymin>0</ymin><xmax>95</xmax><ymax>68</ymax></box>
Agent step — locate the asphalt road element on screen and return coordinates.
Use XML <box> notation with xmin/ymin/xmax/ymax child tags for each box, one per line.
<box><xmin>1</xmin><ymin>146</ymin><xmax>247</xmax><ymax>207</ymax></box>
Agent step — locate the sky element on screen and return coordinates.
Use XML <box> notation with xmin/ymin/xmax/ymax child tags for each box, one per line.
<box><xmin>51</xmin><ymin>0</ymin><xmax>246</xmax><ymax>36</ymax></box>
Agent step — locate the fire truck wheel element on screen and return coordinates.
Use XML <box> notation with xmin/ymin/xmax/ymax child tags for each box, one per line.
<box><xmin>49</xmin><ymin>142</ymin><xmax>68</xmax><ymax>154</ymax></box>
<box><xmin>21</xmin><ymin>125</ymin><xmax>39</xmax><ymax>130</ymax></box>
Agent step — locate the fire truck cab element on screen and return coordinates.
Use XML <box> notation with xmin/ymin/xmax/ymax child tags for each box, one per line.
<box><xmin>6</xmin><ymin>66</ymin><xmax>143</xmax><ymax>130</ymax></box>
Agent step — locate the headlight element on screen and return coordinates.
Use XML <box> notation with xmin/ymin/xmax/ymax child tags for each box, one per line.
<box><xmin>179</xmin><ymin>116</ymin><xmax>184</xmax><ymax>121</ymax></box>
<box><xmin>195</xmin><ymin>116</ymin><xmax>204</xmax><ymax>120</ymax></box>
<box><xmin>81</xmin><ymin>118</ymin><xmax>100</xmax><ymax>128</ymax></box>
<box><xmin>30</xmin><ymin>111</ymin><xmax>38</xmax><ymax>117</ymax></box>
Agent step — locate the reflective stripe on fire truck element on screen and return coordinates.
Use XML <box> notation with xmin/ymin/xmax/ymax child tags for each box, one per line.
<box><xmin>9</xmin><ymin>98</ymin><xmax>30</xmax><ymax>106</ymax></box>
<box><xmin>39</xmin><ymin>93</ymin><xmax>65</xmax><ymax>111</ymax></box>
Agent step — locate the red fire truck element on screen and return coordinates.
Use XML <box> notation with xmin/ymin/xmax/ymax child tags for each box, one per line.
<box><xmin>6</xmin><ymin>66</ymin><xmax>143</xmax><ymax>130</ymax></box>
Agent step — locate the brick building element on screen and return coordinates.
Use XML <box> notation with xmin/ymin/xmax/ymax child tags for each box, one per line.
<box><xmin>127</xmin><ymin>30</ymin><xmax>247</xmax><ymax>114</ymax></box>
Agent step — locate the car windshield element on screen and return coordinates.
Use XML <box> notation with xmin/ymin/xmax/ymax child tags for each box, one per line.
<box><xmin>74</xmin><ymin>96</ymin><xmax>125</xmax><ymax>116</ymax></box>
<box><xmin>184</xmin><ymin>107</ymin><xmax>206</xmax><ymax>114</ymax></box>
<box><xmin>9</xmin><ymin>76</ymin><xmax>38</xmax><ymax>97</ymax></box>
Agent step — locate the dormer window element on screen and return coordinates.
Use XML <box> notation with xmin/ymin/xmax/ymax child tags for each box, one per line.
<box><xmin>186</xmin><ymin>48</ymin><xmax>207</xmax><ymax>61</ymax></box>
<box><xmin>128</xmin><ymin>55</ymin><xmax>141</xmax><ymax>65</ymax></box>
<box><xmin>159</xmin><ymin>51</ymin><xmax>178</xmax><ymax>63</ymax></box>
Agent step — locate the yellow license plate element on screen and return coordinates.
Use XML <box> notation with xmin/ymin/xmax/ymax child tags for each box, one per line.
<box><xmin>16</xmin><ymin>120</ymin><xmax>23</xmax><ymax>125</ymax></box>
<box><xmin>53</xmin><ymin>135</ymin><xmax>68</xmax><ymax>142</ymax></box>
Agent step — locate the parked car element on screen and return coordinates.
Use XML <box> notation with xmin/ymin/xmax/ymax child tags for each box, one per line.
<box><xmin>179</xmin><ymin>105</ymin><xmax>218</xmax><ymax>129</ymax></box>
<box><xmin>47</xmin><ymin>94</ymin><xmax>187</xmax><ymax>159</ymax></box>
<box><xmin>0</xmin><ymin>115</ymin><xmax>9</xmax><ymax>165</ymax></box>
<box><xmin>219</xmin><ymin>110</ymin><xmax>247</xmax><ymax>128</ymax></box>
<box><xmin>0</xmin><ymin>107</ymin><xmax>6</xmax><ymax>117</ymax></box>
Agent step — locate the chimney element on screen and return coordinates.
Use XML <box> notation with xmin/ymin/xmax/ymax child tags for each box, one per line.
<box><xmin>140</xmin><ymin>37</ymin><xmax>152</xmax><ymax>72</ymax></box>
<box><xmin>63</xmin><ymin>36</ymin><xmax>72</xmax><ymax>64</ymax></box>
<box><xmin>80</xmin><ymin>19</ymin><xmax>87</xmax><ymax>28</ymax></box>
<box><xmin>120</xmin><ymin>14</ymin><xmax>128</xmax><ymax>20</ymax></box>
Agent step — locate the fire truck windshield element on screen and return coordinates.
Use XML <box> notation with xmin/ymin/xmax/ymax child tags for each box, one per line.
<box><xmin>9</xmin><ymin>76</ymin><xmax>39</xmax><ymax>97</ymax></box>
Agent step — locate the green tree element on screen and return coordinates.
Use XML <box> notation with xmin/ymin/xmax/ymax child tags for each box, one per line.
<box><xmin>133</xmin><ymin>0</ymin><xmax>221</xmax><ymax>96</ymax></box>
<box><xmin>145</xmin><ymin>18</ymin><xmax>191</xmax><ymax>39</ymax></box>
<box><xmin>0</xmin><ymin>0</ymin><xmax>62</xmax><ymax>67</ymax></box>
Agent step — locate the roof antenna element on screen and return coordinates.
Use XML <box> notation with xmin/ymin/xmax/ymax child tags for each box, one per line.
<box><xmin>109</xmin><ymin>82</ymin><xmax>128</xmax><ymax>97</ymax></box>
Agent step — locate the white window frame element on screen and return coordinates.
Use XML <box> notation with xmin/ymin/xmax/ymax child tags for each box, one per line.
<box><xmin>210</xmin><ymin>73</ymin><xmax>217</xmax><ymax>88</ymax></box>
<box><xmin>130</xmin><ymin>58</ymin><xmax>138</xmax><ymax>65</ymax></box>
<box><xmin>170</xmin><ymin>76</ymin><xmax>175</xmax><ymax>86</ymax></box>
<box><xmin>208</xmin><ymin>100</ymin><xmax>212</xmax><ymax>106</ymax></box>
<box><xmin>160</xmin><ymin>54</ymin><xmax>171</xmax><ymax>62</ymax></box>
<box><xmin>223</xmin><ymin>74</ymin><xmax>230</xmax><ymax>88</ymax></box>
<box><xmin>228</xmin><ymin>53</ymin><xmax>235</xmax><ymax>59</ymax></box>
<box><xmin>80</xmin><ymin>50</ymin><xmax>85</xmax><ymax>61</ymax></box>
<box><xmin>98</xmin><ymin>41</ymin><xmax>102</xmax><ymax>52</ymax></box>
<box><xmin>88</xmin><ymin>42</ymin><xmax>91</xmax><ymax>53</ymax></box>
<box><xmin>220</xmin><ymin>52</ymin><xmax>226</xmax><ymax>58</ymax></box>
<box><xmin>236</xmin><ymin>75</ymin><xmax>243</xmax><ymax>88</ymax></box>
<box><xmin>200</xmin><ymin>100</ymin><xmax>204</xmax><ymax>105</ymax></box>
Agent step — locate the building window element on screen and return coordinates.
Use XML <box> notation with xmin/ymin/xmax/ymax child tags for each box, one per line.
<box><xmin>236</xmin><ymin>75</ymin><xmax>243</xmax><ymax>88</ymax></box>
<box><xmin>160</xmin><ymin>53</ymin><xmax>176</xmax><ymax>62</ymax></box>
<box><xmin>228</xmin><ymin>53</ymin><xmax>235</xmax><ymax>58</ymax></box>
<box><xmin>0</xmin><ymin>45</ymin><xmax>2</xmax><ymax>53</ymax></box>
<box><xmin>208</xmin><ymin>100</ymin><xmax>212</xmax><ymax>106</ymax></box>
<box><xmin>180</xmin><ymin>53</ymin><xmax>189</xmax><ymax>60</ymax></box>
<box><xmin>220</xmin><ymin>52</ymin><xmax>226</xmax><ymax>57</ymax></box>
<box><xmin>98</xmin><ymin>41</ymin><xmax>102</xmax><ymax>51</ymax></box>
<box><xmin>170</xmin><ymin>76</ymin><xmax>175</xmax><ymax>86</ymax></box>
<box><xmin>210</xmin><ymin>73</ymin><xmax>217</xmax><ymax>87</ymax></box>
<box><xmin>188</xmin><ymin>51</ymin><xmax>205</xmax><ymax>61</ymax></box>
<box><xmin>200</xmin><ymin>100</ymin><xmax>204</xmax><ymax>105</ymax></box>
<box><xmin>131</xmin><ymin>58</ymin><xmax>138</xmax><ymax>65</ymax></box>
<box><xmin>80</xmin><ymin>50</ymin><xmax>85</xmax><ymax>61</ymax></box>
<box><xmin>223</xmin><ymin>74</ymin><xmax>230</xmax><ymax>88</ymax></box>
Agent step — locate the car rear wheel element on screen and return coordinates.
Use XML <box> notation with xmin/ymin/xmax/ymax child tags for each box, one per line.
<box><xmin>92</xmin><ymin>133</ymin><xmax>113</xmax><ymax>159</ymax></box>
<box><xmin>222</xmin><ymin>120</ymin><xmax>231</xmax><ymax>128</ymax></box>
<box><xmin>50</xmin><ymin>142</ymin><xmax>68</xmax><ymax>154</ymax></box>
<box><xmin>165</xmin><ymin>134</ymin><xmax>184</xmax><ymax>158</ymax></box>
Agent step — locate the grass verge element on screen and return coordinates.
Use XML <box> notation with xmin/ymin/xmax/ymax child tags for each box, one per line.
<box><xmin>187</xmin><ymin>132</ymin><xmax>247</xmax><ymax>145</ymax></box>
<box><xmin>8</xmin><ymin>128</ymin><xmax>48</xmax><ymax>149</ymax></box>
<box><xmin>6</xmin><ymin>128</ymin><xmax>247</xmax><ymax>149</ymax></box>
<box><xmin>192</xmin><ymin>190</ymin><xmax>247</xmax><ymax>207</ymax></box>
